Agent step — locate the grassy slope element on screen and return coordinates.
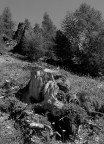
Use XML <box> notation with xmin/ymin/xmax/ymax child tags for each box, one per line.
<box><xmin>0</xmin><ymin>54</ymin><xmax>104</xmax><ymax>143</ymax></box>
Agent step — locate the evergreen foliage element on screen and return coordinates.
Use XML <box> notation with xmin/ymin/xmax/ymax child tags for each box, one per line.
<box><xmin>1</xmin><ymin>7</ymin><xmax>15</xmax><ymax>38</ymax></box>
<box><xmin>42</xmin><ymin>12</ymin><xmax>57</xmax><ymax>59</ymax></box>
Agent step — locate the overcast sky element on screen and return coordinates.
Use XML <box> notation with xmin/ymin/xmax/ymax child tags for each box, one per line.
<box><xmin>0</xmin><ymin>0</ymin><xmax>104</xmax><ymax>29</ymax></box>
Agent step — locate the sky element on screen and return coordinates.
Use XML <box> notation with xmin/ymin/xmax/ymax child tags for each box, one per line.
<box><xmin>0</xmin><ymin>0</ymin><xmax>104</xmax><ymax>29</ymax></box>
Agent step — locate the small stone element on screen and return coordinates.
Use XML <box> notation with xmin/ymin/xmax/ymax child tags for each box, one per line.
<box><xmin>29</xmin><ymin>122</ymin><xmax>44</xmax><ymax>128</ymax></box>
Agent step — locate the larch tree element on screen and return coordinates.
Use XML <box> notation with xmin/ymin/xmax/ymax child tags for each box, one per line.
<box><xmin>41</xmin><ymin>12</ymin><xmax>57</xmax><ymax>59</ymax></box>
<box><xmin>1</xmin><ymin>7</ymin><xmax>15</xmax><ymax>38</ymax></box>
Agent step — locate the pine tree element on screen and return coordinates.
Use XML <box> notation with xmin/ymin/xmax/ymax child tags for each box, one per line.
<box><xmin>34</xmin><ymin>23</ymin><xmax>41</xmax><ymax>33</ymax></box>
<box><xmin>24</xmin><ymin>18</ymin><xmax>31</xmax><ymax>30</ymax></box>
<box><xmin>1</xmin><ymin>7</ymin><xmax>15</xmax><ymax>38</ymax></box>
<box><xmin>42</xmin><ymin>12</ymin><xmax>56</xmax><ymax>59</ymax></box>
<box><xmin>55</xmin><ymin>30</ymin><xmax>72</xmax><ymax>63</ymax></box>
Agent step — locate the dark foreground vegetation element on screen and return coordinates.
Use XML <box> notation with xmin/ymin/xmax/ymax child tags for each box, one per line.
<box><xmin>1</xmin><ymin>2</ymin><xmax>104</xmax><ymax>144</ymax></box>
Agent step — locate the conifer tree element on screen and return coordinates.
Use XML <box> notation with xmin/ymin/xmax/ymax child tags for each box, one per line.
<box><xmin>42</xmin><ymin>12</ymin><xmax>56</xmax><ymax>59</ymax></box>
<box><xmin>1</xmin><ymin>7</ymin><xmax>15</xmax><ymax>38</ymax></box>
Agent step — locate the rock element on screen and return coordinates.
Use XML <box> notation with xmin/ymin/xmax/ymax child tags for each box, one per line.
<box><xmin>44</xmin><ymin>68</ymin><xmax>59</xmax><ymax>73</ymax></box>
<box><xmin>53</xmin><ymin>101</ymin><xmax>64</xmax><ymax>109</ymax></box>
<box><xmin>29</xmin><ymin>122</ymin><xmax>44</xmax><ymax>128</ymax></box>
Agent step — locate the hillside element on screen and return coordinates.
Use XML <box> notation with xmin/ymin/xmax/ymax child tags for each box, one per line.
<box><xmin>0</xmin><ymin>54</ymin><xmax>104</xmax><ymax>144</ymax></box>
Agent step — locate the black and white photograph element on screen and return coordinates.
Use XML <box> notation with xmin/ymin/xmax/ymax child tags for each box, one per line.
<box><xmin>0</xmin><ymin>0</ymin><xmax>104</xmax><ymax>143</ymax></box>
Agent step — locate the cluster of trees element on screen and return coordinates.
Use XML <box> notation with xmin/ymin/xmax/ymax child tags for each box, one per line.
<box><xmin>57</xmin><ymin>3</ymin><xmax>104</xmax><ymax>76</ymax></box>
<box><xmin>2</xmin><ymin>4</ymin><xmax>104</xmax><ymax>77</ymax></box>
<box><xmin>61</xmin><ymin>3</ymin><xmax>104</xmax><ymax>76</ymax></box>
<box><xmin>13</xmin><ymin>12</ymin><xmax>56</xmax><ymax>61</ymax></box>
